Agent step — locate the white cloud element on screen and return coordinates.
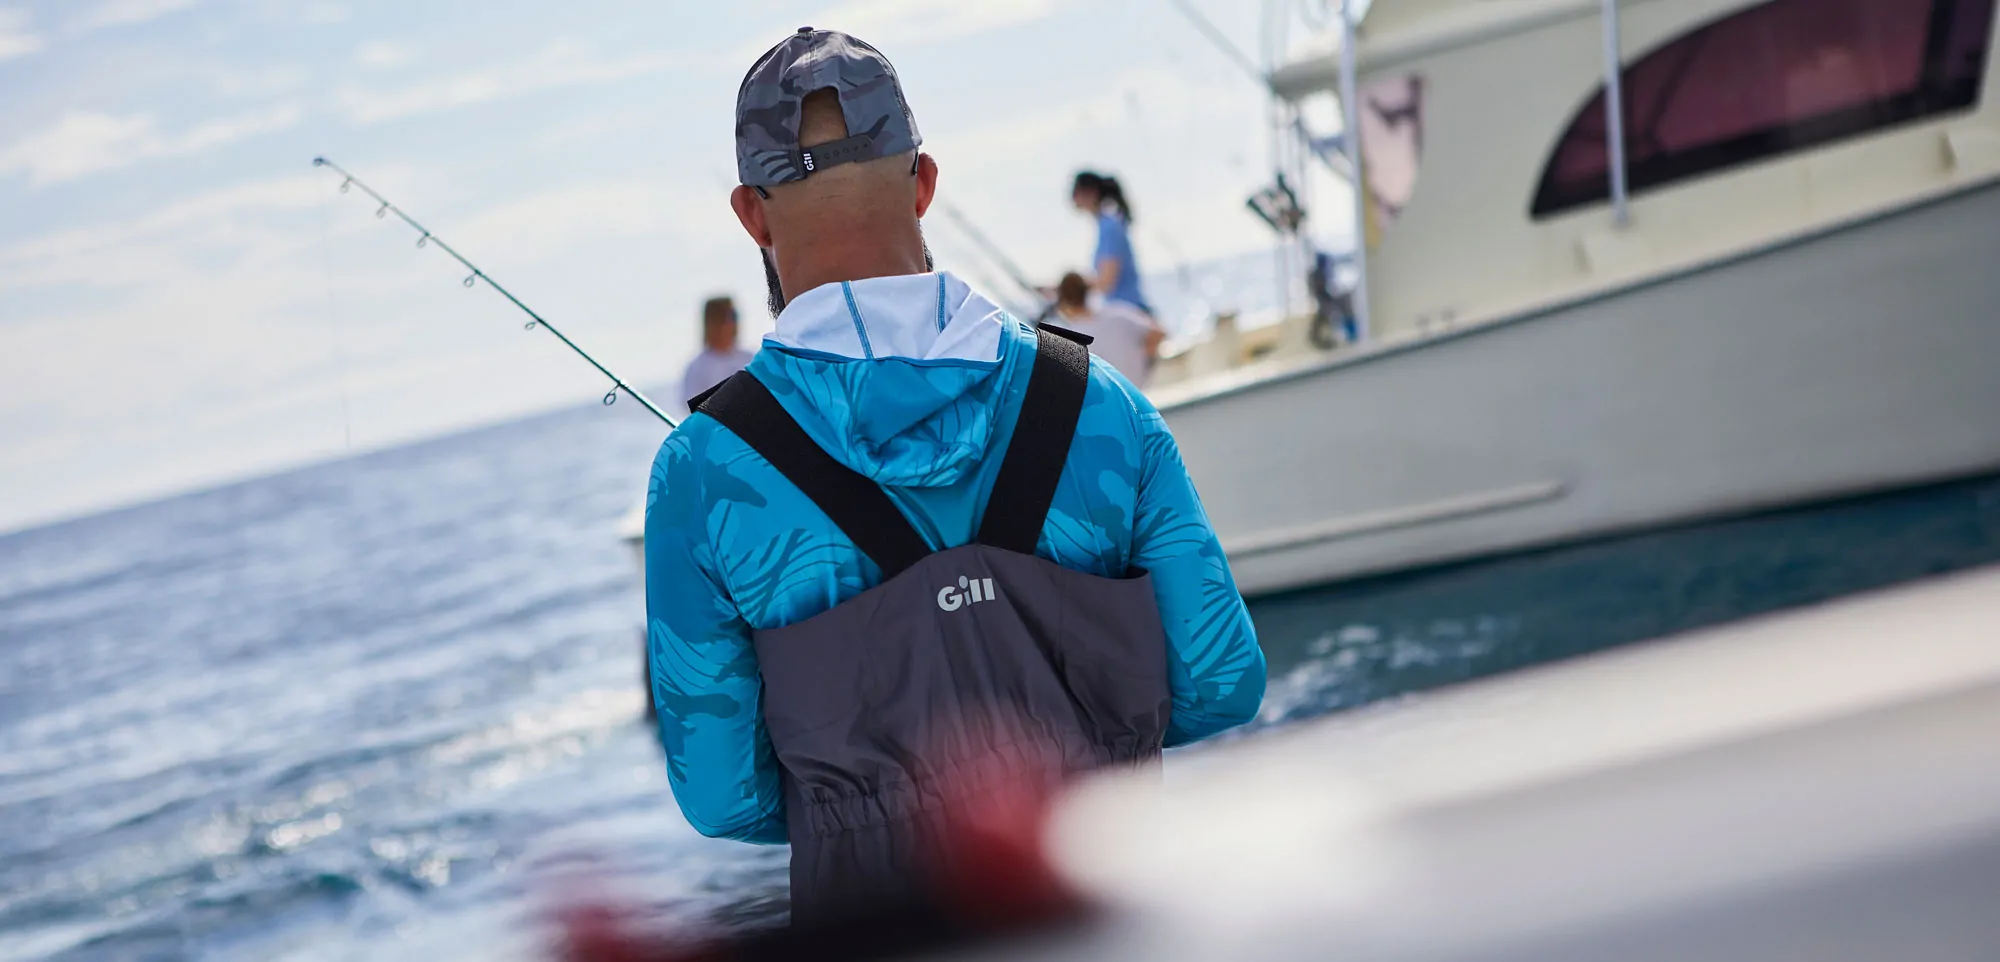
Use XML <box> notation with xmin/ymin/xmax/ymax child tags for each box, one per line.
<box><xmin>66</xmin><ymin>0</ymin><xmax>198</xmax><ymax>33</ymax></box>
<box><xmin>178</xmin><ymin>104</ymin><xmax>299</xmax><ymax>150</ymax></box>
<box><xmin>449</xmin><ymin>180</ymin><xmax>719</xmax><ymax>263</ymax></box>
<box><xmin>0</xmin><ymin>7</ymin><xmax>44</xmax><ymax>60</ymax></box>
<box><xmin>355</xmin><ymin>40</ymin><xmax>415</xmax><ymax>69</ymax></box>
<box><xmin>202</xmin><ymin>63</ymin><xmax>307</xmax><ymax>98</ymax></box>
<box><xmin>299</xmin><ymin>1</ymin><xmax>347</xmax><ymax>24</ymax></box>
<box><xmin>0</xmin><ymin>113</ymin><xmax>152</xmax><ymax>184</ymax></box>
<box><xmin>0</xmin><ymin>174</ymin><xmax>326</xmax><ymax>293</ymax></box>
<box><xmin>335</xmin><ymin>42</ymin><xmax>666</xmax><ymax>125</ymax></box>
<box><xmin>813</xmin><ymin>0</ymin><xmax>1059</xmax><ymax>48</ymax></box>
<box><xmin>529</xmin><ymin>107</ymin><xmax>662</xmax><ymax>151</ymax></box>
<box><xmin>0</xmin><ymin>104</ymin><xmax>301</xmax><ymax>186</ymax></box>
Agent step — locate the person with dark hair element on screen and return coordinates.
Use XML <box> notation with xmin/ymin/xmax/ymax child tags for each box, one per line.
<box><xmin>1052</xmin><ymin>271</ymin><xmax>1163</xmax><ymax>386</ymax></box>
<box><xmin>676</xmin><ymin>295</ymin><xmax>753</xmax><ymax>412</ymax></box>
<box><xmin>1071</xmin><ymin>170</ymin><xmax>1152</xmax><ymax>316</ymax></box>
<box><xmin>643</xmin><ymin>29</ymin><xmax>1263</xmax><ymax>923</ymax></box>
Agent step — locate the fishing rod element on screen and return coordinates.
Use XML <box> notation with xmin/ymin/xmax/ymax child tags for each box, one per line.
<box><xmin>1163</xmin><ymin>0</ymin><xmax>1271</xmax><ymax>92</ymax></box>
<box><xmin>934</xmin><ymin>201</ymin><xmax>1049</xmax><ymax>315</ymax></box>
<box><xmin>311</xmin><ymin>157</ymin><xmax>675</xmax><ymax>428</ymax></box>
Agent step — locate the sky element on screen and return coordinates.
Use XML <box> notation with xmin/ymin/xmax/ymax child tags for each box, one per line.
<box><xmin>0</xmin><ymin>0</ymin><xmax>1345</xmax><ymax>534</ymax></box>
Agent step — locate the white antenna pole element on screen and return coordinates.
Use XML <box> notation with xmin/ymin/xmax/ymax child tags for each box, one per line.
<box><xmin>1600</xmin><ymin>0</ymin><xmax>1632</xmax><ymax>227</ymax></box>
<box><xmin>1339</xmin><ymin>0</ymin><xmax>1371</xmax><ymax>341</ymax></box>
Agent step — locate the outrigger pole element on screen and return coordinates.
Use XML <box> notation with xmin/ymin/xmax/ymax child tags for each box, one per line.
<box><xmin>934</xmin><ymin>201</ymin><xmax>1049</xmax><ymax>317</ymax></box>
<box><xmin>311</xmin><ymin>157</ymin><xmax>676</xmax><ymax>428</ymax></box>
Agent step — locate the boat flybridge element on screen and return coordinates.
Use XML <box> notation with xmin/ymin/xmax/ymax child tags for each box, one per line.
<box><xmin>1148</xmin><ymin>0</ymin><xmax>2000</xmax><ymax>596</ymax></box>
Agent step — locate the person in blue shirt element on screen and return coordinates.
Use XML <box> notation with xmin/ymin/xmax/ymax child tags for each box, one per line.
<box><xmin>1072</xmin><ymin>170</ymin><xmax>1153</xmax><ymax>317</ymax></box>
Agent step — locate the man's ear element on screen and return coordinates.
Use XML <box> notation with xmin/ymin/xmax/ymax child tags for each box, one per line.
<box><xmin>913</xmin><ymin>153</ymin><xmax>939</xmax><ymax>219</ymax></box>
<box><xmin>730</xmin><ymin>185</ymin><xmax>774</xmax><ymax>248</ymax></box>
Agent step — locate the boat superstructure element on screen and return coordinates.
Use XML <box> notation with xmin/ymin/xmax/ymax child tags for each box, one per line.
<box><xmin>1151</xmin><ymin>0</ymin><xmax>2000</xmax><ymax>595</ymax></box>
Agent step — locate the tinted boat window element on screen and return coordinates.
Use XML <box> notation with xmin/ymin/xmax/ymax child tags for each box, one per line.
<box><xmin>1532</xmin><ymin>0</ymin><xmax>1997</xmax><ymax>218</ymax></box>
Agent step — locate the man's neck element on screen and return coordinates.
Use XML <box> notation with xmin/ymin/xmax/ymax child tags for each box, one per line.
<box><xmin>1055</xmin><ymin>303</ymin><xmax>1089</xmax><ymax>321</ymax></box>
<box><xmin>772</xmin><ymin>230</ymin><xmax>929</xmax><ymax>302</ymax></box>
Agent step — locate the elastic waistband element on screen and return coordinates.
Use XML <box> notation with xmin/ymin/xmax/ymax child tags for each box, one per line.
<box><xmin>789</xmin><ymin>742</ymin><xmax>1158</xmax><ymax>839</ymax></box>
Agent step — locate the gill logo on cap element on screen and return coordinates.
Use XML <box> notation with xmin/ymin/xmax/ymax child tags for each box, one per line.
<box><xmin>937</xmin><ymin>575</ymin><xmax>997</xmax><ymax>612</ymax></box>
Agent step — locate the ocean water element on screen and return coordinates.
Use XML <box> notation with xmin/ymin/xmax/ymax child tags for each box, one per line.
<box><xmin>3</xmin><ymin>399</ymin><xmax>1998</xmax><ymax>961</ymax></box>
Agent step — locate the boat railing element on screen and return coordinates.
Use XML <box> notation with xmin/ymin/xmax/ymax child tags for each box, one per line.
<box><xmin>1150</xmin><ymin>0</ymin><xmax>1634</xmax><ymax>393</ymax></box>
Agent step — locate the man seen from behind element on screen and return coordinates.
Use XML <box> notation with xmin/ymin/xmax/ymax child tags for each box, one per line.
<box><xmin>643</xmin><ymin>27</ymin><xmax>1265</xmax><ymax>924</ymax></box>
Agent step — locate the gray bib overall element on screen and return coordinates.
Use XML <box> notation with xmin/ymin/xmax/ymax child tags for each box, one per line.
<box><xmin>697</xmin><ymin>328</ymin><xmax>1172</xmax><ymax>923</ymax></box>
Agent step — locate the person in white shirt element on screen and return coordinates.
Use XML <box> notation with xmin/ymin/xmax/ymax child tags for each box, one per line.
<box><xmin>678</xmin><ymin>296</ymin><xmax>754</xmax><ymax>410</ymax></box>
<box><xmin>1049</xmin><ymin>271</ymin><xmax>1163</xmax><ymax>387</ymax></box>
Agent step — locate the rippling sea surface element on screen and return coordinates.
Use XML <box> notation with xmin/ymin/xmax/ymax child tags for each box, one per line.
<box><xmin>4</xmin><ymin>400</ymin><xmax>1998</xmax><ymax>961</ymax></box>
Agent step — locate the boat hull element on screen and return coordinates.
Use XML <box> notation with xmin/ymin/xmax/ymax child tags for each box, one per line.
<box><xmin>1163</xmin><ymin>182</ymin><xmax>2000</xmax><ymax>597</ymax></box>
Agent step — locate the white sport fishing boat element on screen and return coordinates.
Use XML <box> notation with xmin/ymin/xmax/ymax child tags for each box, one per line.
<box><xmin>1149</xmin><ymin>0</ymin><xmax>2000</xmax><ymax>596</ymax></box>
<box><xmin>626</xmin><ymin>0</ymin><xmax>2000</xmax><ymax>599</ymax></box>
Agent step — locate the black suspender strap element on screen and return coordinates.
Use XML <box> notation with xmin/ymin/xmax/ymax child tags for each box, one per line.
<box><xmin>696</xmin><ymin>325</ymin><xmax>1089</xmax><ymax>574</ymax></box>
<box><xmin>698</xmin><ymin>372</ymin><xmax>934</xmax><ymax>579</ymax></box>
<box><xmin>976</xmin><ymin>327</ymin><xmax>1092</xmax><ymax>554</ymax></box>
<box><xmin>685</xmin><ymin>379</ymin><xmax>728</xmax><ymax>413</ymax></box>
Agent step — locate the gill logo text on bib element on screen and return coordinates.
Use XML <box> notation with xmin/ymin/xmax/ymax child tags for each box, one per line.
<box><xmin>936</xmin><ymin>575</ymin><xmax>998</xmax><ymax>612</ymax></box>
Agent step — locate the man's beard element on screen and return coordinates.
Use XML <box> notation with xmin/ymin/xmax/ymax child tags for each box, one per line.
<box><xmin>760</xmin><ymin>236</ymin><xmax>936</xmax><ymax>319</ymax></box>
<box><xmin>762</xmin><ymin>248</ymin><xmax>786</xmax><ymax>319</ymax></box>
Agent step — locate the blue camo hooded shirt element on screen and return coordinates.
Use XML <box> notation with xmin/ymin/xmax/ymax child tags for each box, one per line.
<box><xmin>644</xmin><ymin>271</ymin><xmax>1265</xmax><ymax>843</ymax></box>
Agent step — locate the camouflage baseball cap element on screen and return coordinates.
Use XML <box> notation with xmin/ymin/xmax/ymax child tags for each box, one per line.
<box><xmin>735</xmin><ymin>27</ymin><xmax>922</xmax><ymax>188</ymax></box>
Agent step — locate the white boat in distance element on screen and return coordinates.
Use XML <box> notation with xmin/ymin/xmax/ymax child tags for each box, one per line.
<box><xmin>627</xmin><ymin>0</ymin><xmax>2000</xmax><ymax>598</ymax></box>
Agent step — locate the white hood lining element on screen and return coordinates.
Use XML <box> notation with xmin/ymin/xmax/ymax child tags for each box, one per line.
<box><xmin>763</xmin><ymin>271</ymin><xmax>1006</xmax><ymax>363</ymax></box>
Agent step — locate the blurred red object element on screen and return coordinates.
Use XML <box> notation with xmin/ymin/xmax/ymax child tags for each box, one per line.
<box><xmin>558</xmin><ymin>903</ymin><xmax>676</xmax><ymax>962</ymax></box>
<box><xmin>555</xmin><ymin>722</ymin><xmax>1096</xmax><ymax>961</ymax></box>
<box><xmin>927</xmin><ymin>746</ymin><xmax>1082</xmax><ymax>928</ymax></box>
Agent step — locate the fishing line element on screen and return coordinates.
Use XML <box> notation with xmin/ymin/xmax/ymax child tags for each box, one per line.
<box><xmin>934</xmin><ymin>201</ymin><xmax>1049</xmax><ymax>317</ymax></box>
<box><xmin>314</xmin><ymin>190</ymin><xmax>356</xmax><ymax>451</ymax></box>
<box><xmin>311</xmin><ymin>157</ymin><xmax>676</xmax><ymax>428</ymax></box>
<box><xmin>933</xmin><ymin>239</ymin><xmax>1036</xmax><ymax>323</ymax></box>
<box><xmin>1162</xmin><ymin>0</ymin><xmax>1270</xmax><ymax>91</ymax></box>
